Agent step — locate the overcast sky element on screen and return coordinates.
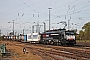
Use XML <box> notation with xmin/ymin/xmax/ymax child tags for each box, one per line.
<box><xmin>0</xmin><ymin>0</ymin><xmax>90</xmax><ymax>35</ymax></box>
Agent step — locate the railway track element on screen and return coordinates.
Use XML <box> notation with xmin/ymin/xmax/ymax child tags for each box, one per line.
<box><xmin>3</xmin><ymin>41</ymin><xmax>90</xmax><ymax>60</ymax></box>
<box><xmin>25</xmin><ymin>44</ymin><xmax>90</xmax><ymax>60</ymax></box>
<box><xmin>13</xmin><ymin>41</ymin><xmax>90</xmax><ymax>60</ymax></box>
<box><xmin>26</xmin><ymin>45</ymin><xmax>73</xmax><ymax>60</ymax></box>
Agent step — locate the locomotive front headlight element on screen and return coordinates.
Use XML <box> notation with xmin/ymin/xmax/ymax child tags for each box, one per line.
<box><xmin>59</xmin><ymin>41</ymin><xmax>61</xmax><ymax>42</ymax></box>
<box><xmin>49</xmin><ymin>40</ymin><xmax>51</xmax><ymax>42</ymax></box>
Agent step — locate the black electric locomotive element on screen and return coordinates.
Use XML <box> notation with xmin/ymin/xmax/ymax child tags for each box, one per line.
<box><xmin>40</xmin><ymin>29</ymin><xmax>76</xmax><ymax>45</ymax></box>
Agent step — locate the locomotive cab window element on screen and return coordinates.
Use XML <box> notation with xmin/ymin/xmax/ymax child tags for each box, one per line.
<box><xmin>65</xmin><ymin>31</ymin><xmax>74</xmax><ymax>35</ymax></box>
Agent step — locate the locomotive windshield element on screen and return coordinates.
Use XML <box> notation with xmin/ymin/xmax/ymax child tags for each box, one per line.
<box><xmin>65</xmin><ymin>31</ymin><xmax>75</xmax><ymax>35</ymax></box>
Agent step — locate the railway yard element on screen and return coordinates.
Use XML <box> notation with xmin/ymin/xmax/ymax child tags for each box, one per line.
<box><xmin>1</xmin><ymin>0</ymin><xmax>90</xmax><ymax>60</ymax></box>
<box><xmin>0</xmin><ymin>40</ymin><xmax>90</xmax><ymax>60</ymax></box>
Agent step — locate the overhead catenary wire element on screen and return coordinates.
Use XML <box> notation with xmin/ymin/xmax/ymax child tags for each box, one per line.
<box><xmin>1</xmin><ymin>0</ymin><xmax>88</xmax><ymax>22</ymax></box>
<box><xmin>1</xmin><ymin>0</ymin><xmax>90</xmax><ymax>25</ymax></box>
<box><xmin>50</xmin><ymin>0</ymin><xmax>90</xmax><ymax>20</ymax></box>
<box><xmin>51</xmin><ymin>0</ymin><xmax>90</xmax><ymax>17</ymax></box>
<box><xmin>18</xmin><ymin>0</ymin><xmax>79</xmax><ymax>17</ymax></box>
<box><xmin>1</xmin><ymin>0</ymin><xmax>90</xmax><ymax>19</ymax></box>
<box><xmin>0</xmin><ymin>0</ymin><xmax>89</xmax><ymax>24</ymax></box>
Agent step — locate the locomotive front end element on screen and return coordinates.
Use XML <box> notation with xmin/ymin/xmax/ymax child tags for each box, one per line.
<box><xmin>65</xmin><ymin>31</ymin><xmax>76</xmax><ymax>45</ymax></box>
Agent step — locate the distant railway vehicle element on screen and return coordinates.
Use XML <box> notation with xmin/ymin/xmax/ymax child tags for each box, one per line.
<box><xmin>40</xmin><ymin>29</ymin><xmax>76</xmax><ymax>45</ymax></box>
<box><xmin>27</xmin><ymin>33</ymin><xmax>41</xmax><ymax>43</ymax></box>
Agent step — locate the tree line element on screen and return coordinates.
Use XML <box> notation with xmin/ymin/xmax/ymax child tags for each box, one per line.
<box><xmin>76</xmin><ymin>22</ymin><xmax>90</xmax><ymax>40</ymax></box>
